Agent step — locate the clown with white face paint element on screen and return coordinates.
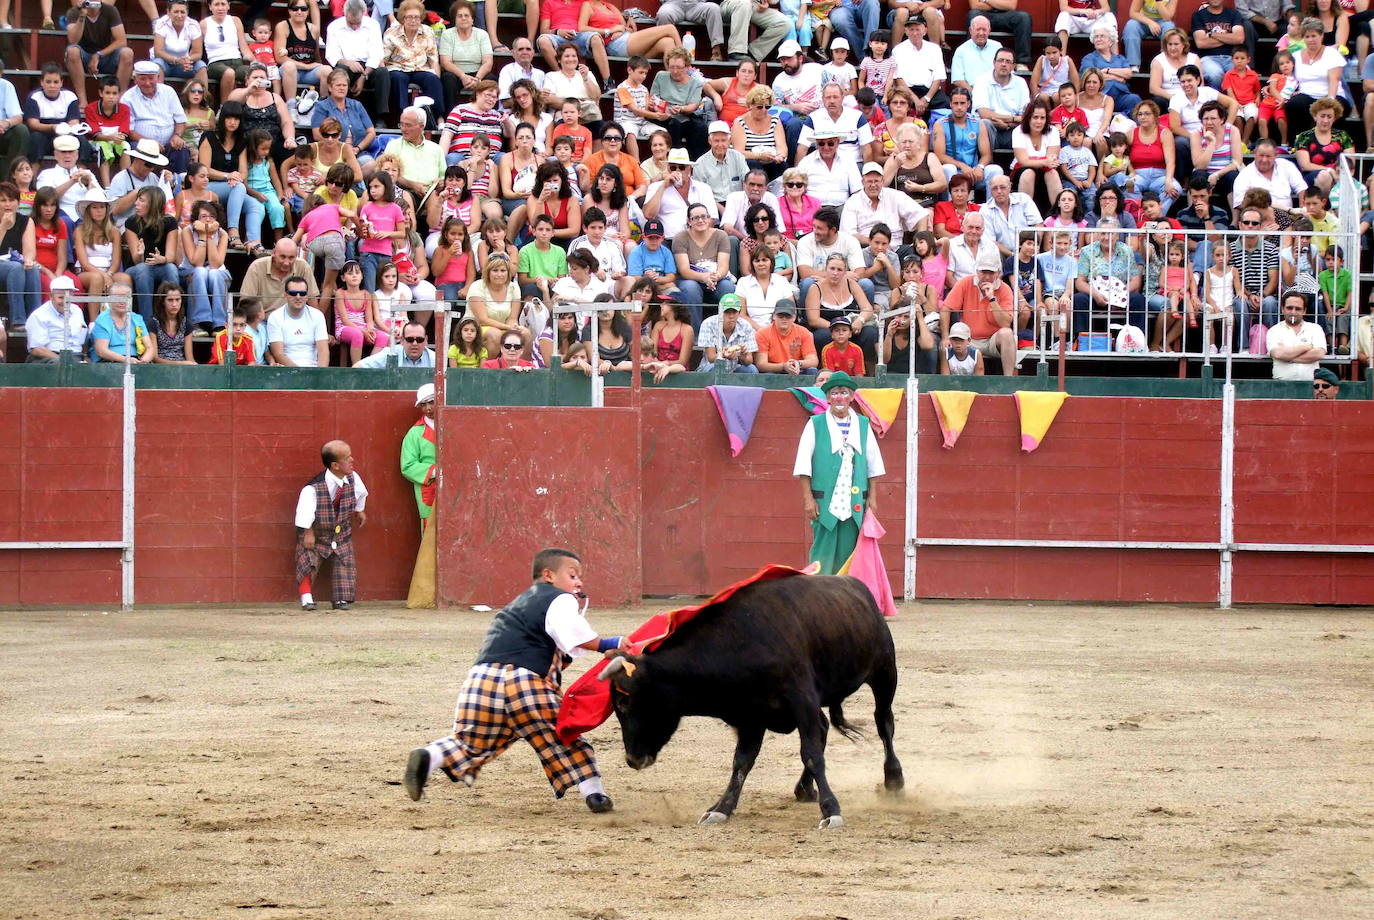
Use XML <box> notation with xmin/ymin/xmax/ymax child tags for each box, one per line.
<box><xmin>793</xmin><ymin>370</ymin><xmax>885</xmax><ymax>574</ymax></box>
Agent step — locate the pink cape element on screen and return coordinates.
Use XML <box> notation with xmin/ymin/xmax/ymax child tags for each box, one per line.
<box><xmin>555</xmin><ymin>563</ymin><xmax>817</xmax><ymax>744</ymax></box>
<box><xmin>838</xmin><ymin>512</ymin><xmax>898</xmax><ymax>618</ymax></box>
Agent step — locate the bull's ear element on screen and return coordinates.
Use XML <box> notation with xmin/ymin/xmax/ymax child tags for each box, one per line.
<box><xmin>598</xmin><ymin>654</ymin><xmax>637</xmax><ymax>681</ymax></box>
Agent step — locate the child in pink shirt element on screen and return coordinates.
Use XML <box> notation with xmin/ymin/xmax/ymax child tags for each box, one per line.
<box><xmin>292</xmin><ymin>194</ymin><xmax>354</xmax><ymax>308</ymax></box>
<box><xmin>358</xmin><ymin>172</ymin><xmax>406</xmax><ymax>292</ymax></box>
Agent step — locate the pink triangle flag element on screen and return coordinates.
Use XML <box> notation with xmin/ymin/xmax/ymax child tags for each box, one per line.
<box><xmin>706</xmin><ymin>385</ymin><xmax>765</xmax><ymax>457</ymax></box>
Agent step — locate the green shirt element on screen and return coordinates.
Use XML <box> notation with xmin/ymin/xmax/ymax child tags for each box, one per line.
<box><xmin>1318</xmin><ymin>267</ymin><xmax>1351</xmax><ymax>312</ymax></box>
<box><xmin>438</xmin><ymin>27</ymin><xmax>492</xmax><ymax>73</ymax></box>
<box><xmin>518</xmin><ymin>241</ymin><xmax>567</xmax><ymax>279</ymax></box>
<box><xmin>383</xmin><ymin>137</ymin><xmax>445</xmax><ymax>191</ymax></box>
<box><xmin>650</xmin><ymin>71</ymin><xmax>702</xmax><ymax>122</ymax></box>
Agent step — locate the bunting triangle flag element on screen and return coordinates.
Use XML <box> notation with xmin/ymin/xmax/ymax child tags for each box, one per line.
<box><xmin>929</xmin><ymin>391</ymin><xmax>977</xmax><ymax>449</ymax></box>
<box><xmin>1015</xmin><ymin>390</ymin><xmax>1069</xmax><ymax>452</ymax></box>
<box><xmin>706</xmin><ymin>385</ymin><xmax>765</xmax><ymax>457</ymax></box>
<box><xmin>788</xmin><ymin>386</ymin><xmax>829</xmax><ymax>415</ymax></box>
<box><xmin>855</xmin><ymin>388</ymin><xmax>905</xmax><ymax>438</ymax></box>
<box><xmin>837</xmin><ymin>511</ymin><xmax>898</xmax><ymax>617</ymax></box>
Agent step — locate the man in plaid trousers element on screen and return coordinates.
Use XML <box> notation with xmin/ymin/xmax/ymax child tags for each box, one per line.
<box><xmin>295</xmin><ymin>440</ymin><xmax>369</xmax><ymax>611</ymax></box>
<box><xmin>403</xmin><ymin>548</ymin><xmax>625</xmax><ymax>813</ymax></box>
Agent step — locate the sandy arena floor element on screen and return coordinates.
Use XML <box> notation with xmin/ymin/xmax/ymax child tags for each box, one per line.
<box><xmin>1</xmin><ymin>600</ymin><xmax>1371</xmax><ymax>919</ymax></box>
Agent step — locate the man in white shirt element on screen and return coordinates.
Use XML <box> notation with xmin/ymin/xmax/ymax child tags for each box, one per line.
<box><xmin>497</xmin><ymin>37</ymin><xmax>545</xmax><ymax>104</ymax></box>
<box><xmin>642</xmin><ymin>150</ymin><xmax>718</xmax><ymax>238</ymax></box>
<box><xmin>267</xmin><ymin>278</ymin><xmax>330</xmax><ymax>367</ymax></box>
<box><xmin>1268</xmin><ymin>292</ymin><xmax>1328</xmax><ymax>381</ymax></box>
<box><xmin>325</xmin><ymin>0</ymin><xmax>391</xmax><ymax>119</ymax></box>
<box><xmin>796</xmin><ymin>83</ymin><xmax>877</xmax><ymax>167</ymax></box>
<box><xmin>797</xmin><ymin>129</ymin><xmax>863</xmax><ymax>208</ymax></box>
<box><xmin>353</xmin><ymin>321</ymin><xmax>437</xmax><ymax>368</ymax></box>
<box><xmin>36</xmin><ymin>135</ymin><xmax>97</xmax><ymax>227</ymax></box>
<box><xmin>770</xmin><ymin>40</ymin><xmax>825</xmax><ymax>159</ymax></box>
<box><xmin>950</xmin><ymin>15</ymin><xmax>1003</xmax><ymax>89</ymax></box>
<box><xmin>891</xmin><ymin>16</ymin><xmax>949</xmax><ymax>115</ymax></box>
<box><xmin>24</xmin><ymin>277</ymin><xmax>87</xmax><ymax>363</ymax></box>
<box><xmin>121</xmin><ymin>62</ymin><xmax>189</xmax><ymax>174</ymax></box>
<box><xmin>1230</xmin><ymin>140</ymin><xmax>1307</xmax><ymax>212</ymax></box>
<box><xmin>795</xmin><ymin>206</ymin><xmax>869</xmax><ymax>302</ymax></box>
<box><xmin>972</xmin><ymin>47</ymin><xmax>1030</xmax><ymax>150</ymax></box>
<box><xmin>981</xmin><ymin>173</ymin><xmax>1043</xmax><ymax>257</ymax></box>
<box><xmin>293</xmin><ymin>439</ymin><xmax>369</xmax><ymax>610</ymax></box>
<box><xmin>720</xmin><ymin>168</ymin><xmax>782</xmax><ymax>240</ymax></box>
<box><xmin>841</xmin><ymin>162</ymin><xmax>928</xmax><ymax>246</ymax></box>
<box><xmin>944</xmin><ymin>211</ymin><xmax>1002</xmax><ymax>287</ymax></box>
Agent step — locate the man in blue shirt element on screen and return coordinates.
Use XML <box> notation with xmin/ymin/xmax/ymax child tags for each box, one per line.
<box><xmin>0</xmin><ymin>69</ymin><xmax>30</xmax><ymax>179</ymax></box>
<box><xmin>626</xmin><ymin>218</ymin><xmax>679</xmax><ymax>300</ymax></box>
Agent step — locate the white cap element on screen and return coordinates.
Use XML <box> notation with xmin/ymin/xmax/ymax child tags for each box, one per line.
<box><xmin>832</xmin><ymin>37</ymin><xmax>850</xmax><ymax>50</ymax></box>
<box><xmin>49</xmin><ymin>275</ymin><xmax>76</xmax><ymax>292</ymax></box>
<box><xmin>414</xmin><ymin>382</ymin><xmax>435</xmax><ymax>406</ymax></box>
<box><xmin>976</xmin><ymin>250</ymin><xmax>1002</xmax><ymax>272</ymax></box>
<box><xmin>666</xmin><ymin>147</ymin><xmax>692</xmax><ymax>164</ymax></box>
<box><xmin>708</xmin><ymin>120</ymin><xmax>730</xmax><ymax>135</ymax></box>
<box><xmin>949</xmin><ymin>322</ymin><xmax>972</xmax><ymax>340</ymax></box>
<box><xmin>778</xmin><ymin>39</ymin><xmax>801</xmax><ymax>58</ymax></box>
<box><xmin>861</xmin><ymin>161</ymin><xmax>884</xmax><ymax>175</ymax></box>
<box><xmin>133</xmin><ymin>60</ymin><xmax>160</xmax><ymax>75</ymax></box>
<box><xmin>52</xmin><ymin>135</ymin><xmax>80</xmax><ymax>152</ymax></box>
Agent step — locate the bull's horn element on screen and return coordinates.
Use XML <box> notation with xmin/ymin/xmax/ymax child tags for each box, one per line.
<box><xmin>598</xmin><ymin>657</ymin><xmax>627</xmax><ymax>681</ymax></box>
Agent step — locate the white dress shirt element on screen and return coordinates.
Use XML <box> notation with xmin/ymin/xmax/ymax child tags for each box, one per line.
<box><xmin>120</xmin><ymin>84</ymin><xmax>187</xmax><ymax>146</ymax></box>
<box><xmin>544</xmin><ymin>592</ymin><xmax>597</xmax><ymax>658</ymax></box>
<box><xmin>797</xmin><ymin>152</ymin><xmax>862</xmax><ymax>208</ymax></box>
<box><xmin>295</xmin><ymin>470</ymin><xmax>369</xmax><ymax>528</ymax></box>
<box><xmin>798</xmin><ymin>107</ymin><xmax>875</xmax><ymax>167</ymax></box>
<box><xmin>892</xmin><ymin>38</ymin><xmax>946</xmax><ymax>91</ymax></box>
<box><xmin>644</xmin><ymin>178</ymin><xmax>717</xmax><ymax>238</ymax></box>
<box><xmin>35</xmin><ymin>164</ymin><xmax>87</xmax><ymax>222</ymax></box>
<box><xmin>840</xmin><ymin>188</ymin><xmax>927</xmax><ymax>240</ymax></box>
<box><xmin>972</xmin><ymin>72</ymin><xmax>1031</xmax><ymax>120</ymax></box>
<box><xmin>1231</xmin><ymin>159</ymin><xmax>1308</xmax><ymax>212</ymax></box>
<box><xmin>326</xmin><ymin>17</ymin><xmax>384</xmax><ymax>69</ymax></box>
<box><xmin>25</xmin><ymin>300</ymin><xmax>88</xmax><ymax>355</ymax></box>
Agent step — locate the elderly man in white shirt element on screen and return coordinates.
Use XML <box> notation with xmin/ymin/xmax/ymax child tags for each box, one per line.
<box><xmin>796</xmin><ymin>83</ymin><xmax>877</xmax><ymax>167</ymax></box>
<box><xmin>971</xmin><ymin>47</ymin><xmax>1030</xmax><ymax>150</ymax></box>
<box><xmin>36</xmin><ymin>135</ymin><xmax>97</xmax><ymax>226</ymax></box>
<box><xmin>121</xmin><ymin>61</ymin><xmax>189</xmax><ymax>174</ymax></box>
<box><xmin>24</xmin><ymin>278</ymin><xmax>87</xmax><ymax>363</ymax></box>
<box><xmin>943</xmin><ymin>211</ymin><xmax>1002</xmax><ymax>288</ymax></box>
<box><xmin>797</xmin><ymin>129</ymin><xmax>863</xmax><ymax>208</ymax></box>
<box><xmin>891</xmin><ymin>16</ymin><xmax>949</xmax><ymax>114</ymax></box>
<box><xmin>841</xmin><ymin>162</ymin><xmax>929</xmax><ymax>246</ymax></box>
<box><xmin>720</xmin><ymin>167</ymin><xmax>782</xmax><ymax>240</ymax></box>
<box><xmin>641</xmin><ymin>149</ymin><xmax>718</xmax><ymax>239</ymax></box>
<box><xmin>1230</xmin><ymin>139</ymin><xmax>1308</xmax><ymax>212</ymax></box>
<box><xmin>325</xmin><ymin>0</ymin><xmax>392</xmax><ymax>119</ymax></box>
<box><xmin>981</xmin><ymin>173</ymin><xmax>1042</xmax><ymax>258</ymax></box>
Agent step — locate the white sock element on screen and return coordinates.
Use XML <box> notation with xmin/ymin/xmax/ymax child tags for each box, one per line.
<box><xmin>422</xmin><ymin>744</ymin><xmax>445</xmax><ymax>777</ymax></box>
<box><xmin>300</xmin><ymin>592</ymin><xmax>314</xmax><ymax>606</ymax></box>
<box><xmin>578</xmin><ymin>776</ymin><xmax>605</xmax><ymax>797</ymax></box>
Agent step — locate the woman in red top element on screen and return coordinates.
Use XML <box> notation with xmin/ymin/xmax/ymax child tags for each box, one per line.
<box><xmin>707</xmin><ymin>59</ymin><xmax>758</xmax><ymax>125</ymax></box>
<box><xmin>482</xmin><ymin>330</ymin><xmax>536</xmax><ymax>370</ymax></box>
<box><xmin>522</xmin><ymin>161</ymin><xmax>581</xmax><ymax>244</ymax></box>
<box><xmin>644</xmin><ymin>300</ymin><xmax>695</xmax><ymax>383</ymax></box>
<box><xmin>932</xmin><ymin>174</ymin><xmax>979</xmax><ymax>240</ymax></box>
<box><xmin>1127</xmin><ymin>100</ymin><xmax>1181</xmax><ymax>212</ymax></box>
<box><xmin>30</xmin><ymin>188</ymin><xmax>82</xmax><ymax>296</ymax></box>
<box><xmin>576</xmin><ymin>0</ymin><xmax>681</xmax><ymax>80</ymax></box>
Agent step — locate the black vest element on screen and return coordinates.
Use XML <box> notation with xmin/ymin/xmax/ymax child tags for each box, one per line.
<box><xmin>474</xmin><ymin>582</ymin><xmax>565</xmax><ymax>677</ymax></box>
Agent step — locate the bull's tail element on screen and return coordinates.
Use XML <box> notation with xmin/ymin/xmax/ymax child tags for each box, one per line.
<box><xmin>829</xmin><ymin>703</ymin><xmax>865</xmax><ymax>742</ymax></box>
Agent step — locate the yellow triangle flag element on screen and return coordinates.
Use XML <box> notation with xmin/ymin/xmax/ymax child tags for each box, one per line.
<box><xmin>1015</xmin><ymin>391</ymin><xmax>1069</xmax><ymax>452</ymax></box>
<box><xmin>929</xmin><ymin>391</ymin><xmax>977</xmax><ymax>449</ymax></box>
<box><xmin>855</xmin><ymin>388</ymin><xmax>905</xmax><ymax>437</ymax></box>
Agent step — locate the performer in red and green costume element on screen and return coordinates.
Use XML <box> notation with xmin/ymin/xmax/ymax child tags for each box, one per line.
<box><xmin>792</xmin><ymin>371</ymin><xmax>886</xmax><ymax>575</ymax></box>
<box><xmin>400</xmin><ymin>383</ymin><xmax>438</xmax><ymax>523</ymax></box>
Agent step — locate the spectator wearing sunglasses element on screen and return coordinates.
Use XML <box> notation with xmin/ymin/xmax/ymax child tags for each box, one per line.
<box><xmin>276</xmin><ymin>1</ymin><xmax>334</xmax><ymax>103</ymax></box>
<box><xmin>1310</xmin><ymin>366</ymin><xmax>1339</xmax><ymax>399</ymax></box>
<box><xmin>354</xmin><ymin>320</ymin><xmax>437</xmax><ymax>367</ymax></box>
<box><xmin>481</xmin><ymin>330</ymin><xmax>536</xmax><ymax>370</ymax></box>
<box><xmin>796</xmin><ymin>129</ymin><xmax>863</xmax><ymax>209</ymax></box>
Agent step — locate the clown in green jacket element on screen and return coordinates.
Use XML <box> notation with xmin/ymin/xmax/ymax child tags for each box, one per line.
<box><xmin>792</xmin><ymin>371</ymin><xmax>885</xmax><ymax>574</ymax></box>
<box><xmin>400</xmin><ymin>383</ymin><xmax>438</xmax><ymax>522</ymax></box>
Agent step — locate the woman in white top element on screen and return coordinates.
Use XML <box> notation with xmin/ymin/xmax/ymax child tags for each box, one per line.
<box><xmin>1148</xmin><ymin>27</ymin><xmax>1199</xmax><ymax>108</ymax></box>
<box><xmin>1285</xmin><ymin>17</ymin><xmax>1350</xmax><ymax>139</ymax></box>
<box><xmin>152</xmin><ymin>0</ymin><xmax>207</xmax><ymax>80</ymax></box>
<box><xmin>202</xmin><ymin>0</ymin><xmax>252</xmax><ymax>104</ymax></box>
<box><xmin>542</xmin><ymin>45</ymin><xmax>600</xmax><ymax>125</ymax></box>
<box><xmin>733</xmin><ymin>246</ymin><xmax>797</xmax><ymax>332</ymax></box>
<box><xmin>1010</xmin><ymin>97</ymin><xmax>1062</xmax><ymax>203</ymax></box>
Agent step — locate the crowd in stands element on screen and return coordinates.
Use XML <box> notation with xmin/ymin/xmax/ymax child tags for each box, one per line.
<box><xmin>0</xmin><ymin>0</ymin><xmax>1368</xmax><ymax>383</ymax></box>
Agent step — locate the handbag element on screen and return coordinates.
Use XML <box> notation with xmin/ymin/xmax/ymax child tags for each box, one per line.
<box><xmin>1247</xmin><ymin>323</ymin><xmax>1267</xmax><ymax>356</ymax></box>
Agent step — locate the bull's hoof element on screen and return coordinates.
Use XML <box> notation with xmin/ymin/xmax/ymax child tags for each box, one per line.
<box><xmin>884</xmin><ymin>771</ymin><xmax>905</xmax><ymax>794</ymax></box>
<box><xmin>794</xmin><ymin>784</ymin><xmax>818</xmax><ymax>803</ymax></box>
<box><xmin>818</xmin><ymin>814</ymin><xmax>845</xmax><ymax>830</ymax></box>
<box><xmin>698</xmin><ymin>811</ymin><xmax>729</xmax><ymax>825</ymax></box>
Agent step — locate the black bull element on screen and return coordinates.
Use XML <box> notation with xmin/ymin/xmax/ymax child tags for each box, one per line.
<box><xmin>599</xmin><ymin>574</ymin><xmax>904</xmax><ymax>829</ymax></box>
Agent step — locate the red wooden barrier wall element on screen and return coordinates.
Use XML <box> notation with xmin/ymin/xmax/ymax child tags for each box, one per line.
<box><xmin>2</xmin><ymin>388</ymin><xmax>1371</xmax><ymax>608</ymax></box>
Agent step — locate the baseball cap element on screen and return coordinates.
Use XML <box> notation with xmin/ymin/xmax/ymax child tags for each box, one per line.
<box><xmin>642</xmin><ymin>218</ymin><xmax>665</xmax><ymax>237</ymax></box>
<box><xmin>708</xmin><ymin>120</ymin><xmax>730</xmax><ymax>135</ymax></box>
<box><xmin>778</xmin><ymin>39</ymin><xmax>802</xmax><ymax>58</ymax></box>
<box><xmin>976</xmin><ymin>251</ymin><xmax>1002</xmax><ymax>272</ymax></box>
<box><xmin>53</xmin><ymin>136</ymin><xmax>80</xmax><ymax>152</ymax></box>
<box><xmin>949</xmin><ymin>322</ymin><xmax>971</xmax><ymax>340</ymax></box>
<box><xmin>832</xmin><ymin>37</ymin><xmax>850</xmax><ymax>50</ymax></box>
<box><xmin>861</xmin><ymin>162</ymin><xmax>884</xmax><ymax>176</ymax></box>
<box><xmin>772</xmin><ymin>298</ymin><xmax>796</xmax><ymax>316</ymax></box>
<box><xmin>49</xmin><ymin>275</ymin><xmax>76</xmax><ymax>291</ymax></box>
<box><xmin>829</xmin><ymin>316</ymin><xmax>852</xmax><ymax>328</ymax></box>
<box><xmin>718</xmin><ymin>293</ymin><xmax>742</xmax><ymax>312</ymax></box>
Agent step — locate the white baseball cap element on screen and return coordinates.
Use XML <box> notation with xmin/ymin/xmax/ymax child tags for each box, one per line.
<box><xmin>708</xmin><ymin>120</ymin><xmax>730</xmax><ymax>135</ymax></box>
<box><xmin>50</xmin><ymin>276</ymin><xmax>77</xmax><ymax>291</ymax></box>
<box><xmin>832</xmin><ymin>37</ymin><xmax>850</xmax><ymax>50</ymax></box>
<box><xmin>861</xmin><ymin>161</ymin><xmax>884</xmax><ymax>175</ymax></box>
<box><xmin>949</xmin><ymin>322</ymin><xmax>972</xmax><ymax>340</ymax></box>
<box><xmin>778</xmin><ymin>39</ymin><xmax>802</xmax><ymax>58</ymax></box>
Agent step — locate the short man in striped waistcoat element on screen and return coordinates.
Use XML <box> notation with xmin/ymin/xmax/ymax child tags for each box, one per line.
<box><xmin>294</xmin><ymin>439</ymin><xmax>369</xmax><ymax>611</ymax></box>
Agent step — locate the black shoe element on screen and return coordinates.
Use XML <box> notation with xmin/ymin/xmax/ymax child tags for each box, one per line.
<box><xmin>404</xmin><ymin>748</ymin><xmax>430</xmax><ymax>801</ymax></box>
<box><xmin>333</xmin><ymin>601</ymin><xmax>350</xmax><ymax>611</ymax></box>
<box><xmin>300</xmin><ymin>600</ymin><xmax>316</xmax><ymax>611</ymax></box>
<box><xmin>585</xmin><ymin>792</ymin><xmax>614</xmax><ymax>813</ymax></box>
<box><xmin>728</xmin><ymin>52</ymin><xmax>752</xmax><ymax>61</ymax></box>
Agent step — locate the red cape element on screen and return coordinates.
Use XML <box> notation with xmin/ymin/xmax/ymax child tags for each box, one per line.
<box><xmin>555</xmin><ymin>563</ymin><xmax>817</xmax><ymax>745</ymax></box>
